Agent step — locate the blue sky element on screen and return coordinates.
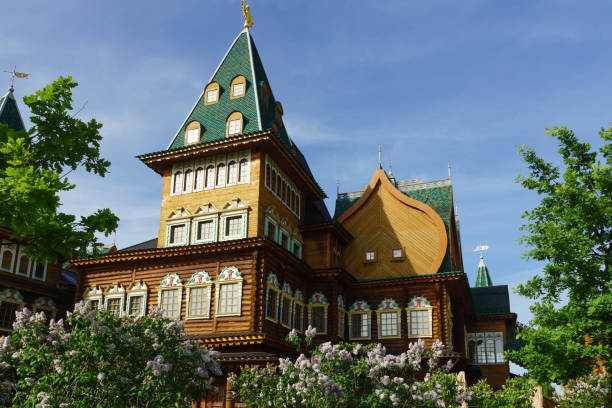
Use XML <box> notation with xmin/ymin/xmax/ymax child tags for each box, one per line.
<box><xmin>2</xmin><ymin>1</ymin><xmax>611</xmax><ymax>336</ymax></box>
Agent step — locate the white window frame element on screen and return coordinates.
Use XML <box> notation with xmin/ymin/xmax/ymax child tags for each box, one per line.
<box><xmin>292</xmin><ymin>289</ymin><xmax>305</xmax><ymax>332</ymax></box>
<box><xmin>31</xmin><ymin>262</ymin><xmax>47</xmax><ymax>281</ymax></box>
<box><xmin>348</xmin><ymin>300</ymin><xmax>372</xmax><ymax>341</ymax></box>
<box><xmin>226</xmin><ymin>160</ymin><xmax>238</xmax><ymax>185</ymax></box>
<box><xmin>183</xmin><ymin>168</ymin><xmax>194</xmax><ymax>193</ymax></box>
<box><xmin>279</xmin><ymin>283</ymin><xmax>293</xmax><ymax>328</ymax></box>
<box><xmin>406</xmin><ymin>296</ymin><xmax>433</xmax><ymax>338</ymax></box>
<box><xmin>264</xmin><ymin>156</ymin><xmax>302</xmax><ymax>219</ymax></box>
<box><xmin>158</xmin><ymin>273</ymin><xmax>183</xmax><ymax>320</ymax></box>
<box><xmin>0</xmin><ymin>243</ymin><xmax>16</xmax><ymax>273</ymax></box>
<box><xmin>227</xmin><ymin>119</ymin><xmax>242</xmax><ymax>136</ymax></box>
<box><xmin>186</xmin><ymin>128</ymin><xmax>200</xmax><ymax>145</ymax></box>
<box><xmin>171</xmin><ymin>170</ymin><xmax>183</xmax><ymax>196</ymax></box>
<box><xmin>265</xmin><ymin>273</ymin><xmax>280</xmax><ymax>322</ymax></box>
<box><xmin>219</xmin><ymin>211</ymin><xmax>248</xmax><ymax>241</ymax></box>
<box><xmin>14</xmin><ymin>247</ymin><xmax>31</xmax><ymax>278</ymax></box>
<box><xmin>185</xmin><ymin>271</ymin><xmax>213</xmax><ymax>320</ymax></box>
<box><xmin>204</xmin><ymin>164</ymin><xmax>215</xmax><ymax>190</ymax></box>
<box><xmin>264</xmin><ymin>217</ymin><xmax>278</xmax><ymax>242</ymax></box>
<box><xmin>83</xmin><ymin>285</ymin><xmax>104</xmax><ymax>310</ymax></box>
<box><xmin>206</xmin><ymin>89</ymin><xmax>218</xmax><ymax>104</ymax></box>
<box><xmin>194</xmin><ymin>166</ymin><xmax>205</xmax><ymax>192</ymax></box>
<box><xmin>215</xmin><ymin>266</ymin><xmax>243</xmax><ymax>317</ymax></box>
<box><xmin>307</xmin><ymin>292</ymin><xmax>328</xmax><ymax>335</ymax></box>
<box><xmin>238</xmin><ymin>157</ymin><xmax>250</xmax><ymax>184</ymax></box>
<box><xmin>126</xmin><ymin>280</ymin><xmax>148</xmax><ymax>317</ymax></box>
<box><xmin>192</xmin><ymin>215</ymin><xmax>218</xmax><ymax>245</ymax></box>
<box><xmin>166</xmin><ymin>220</ymin><xmax>190</xmax><ymax>247</ymax></box>
<box><xmin>376</xmin><ymin>298</ymin><xmax>401</xmax><ymax>339</ymax></box>
<box><xmin>104</xmin><ymin>283</ymin><xmax>126</xmax><ymax>317</ymax></box>
<box><xmin>232</xmin><ymin>83</ymin><xmax>244</xmax><ymax>97</ymax></box>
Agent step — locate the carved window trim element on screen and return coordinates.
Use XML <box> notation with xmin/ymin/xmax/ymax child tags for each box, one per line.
<box><xmin>215</xmin><ymin>266</ymin><xmax>243</xmax><ymax>318</ymax></box>
<box><xmin>348</xmin><ymin>300</ymin><xmax>372</xmax><ymax>340</ymax></box>
<box><xmin>406</xmin><ymin>296</ymin><xmax>433</xmax><ymax>339</ymax></box>
<box><xmin>185</xmin><ymin>271</ymin><xmax>213</xmax><ymax>320</ymax></box>
<box><xmin>83</xmin><ymin>285</ymin><xmax>104</xmax><ymax>310</ymax></box>
<box><xmin>105</xmin><ymin>283</ymin><xmax>126</xmax><ymax>317</ymax></box>
<box><xmin>126</xmin><ymin>281</ymin><xmax>148</xmax><ymax>317</ymax></box>
<box><xmin>158</xmin><ymin>273</ymin><xmax>183</xmax><ymax>320</ymax></box>
<box><xmin>307</xmin><ymin>292</ymin><xmax>328</xmax><ymax>335</ymax></box>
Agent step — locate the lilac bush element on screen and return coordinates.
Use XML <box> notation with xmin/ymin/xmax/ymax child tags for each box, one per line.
<box><xmin>0</xmin><ymin>301</ymin><xmax>221</xmax><ymax>407</ymax></box>
<box><xmin>554</xmin><ymin>368</ymin><xmax>610</xmax><ymax>408</ymax></box>
<box><xmin>230</xmin><ymin>327</ymin><xmax>473</xmax><ymax>407</ymax></box>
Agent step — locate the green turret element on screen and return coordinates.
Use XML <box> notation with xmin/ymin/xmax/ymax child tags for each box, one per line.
<box><xmin>475</xmin><ymin>254</ymin><xmax>493</xmax><ymax>287</ymax></box>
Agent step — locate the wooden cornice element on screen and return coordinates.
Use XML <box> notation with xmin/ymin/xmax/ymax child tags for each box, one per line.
<box><xmin>337</xmin><ymin>169</ymin><xmax>448</xmax><ymax>275</ymax></box>
<box><xmin>354</xmin><ymin>271</ymin><xmax>468</xmax><ymax>288</ymax></box>
<box><xmin>300</xmin><ymin>221</ymin><xmax>352</xmax><ymax>243</ymax></box>
<box><xmin>474</xmin><ymin>313</ymin><xmax>517</xmax><ymax>321</ymax></box>
<box><xmin>137</xmin><ymin>130</ymin><xmax>326</xmax><ymax>199</ymax></box>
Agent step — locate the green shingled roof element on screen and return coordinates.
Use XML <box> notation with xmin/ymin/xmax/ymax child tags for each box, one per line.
<box><xmin>470</xmin><ymin>285</ymin><xmax>511</xmax><ymax>316</ymax></box>
<box><xmin>475</xmin><ymin>255</ymin><xmax>493</xmax><ymax>287</ymax></box>
<box><xmin>0</xmin><ymin>87</ymin><xmax>25</xmax><ymax>131</ymax></box>
<box><xmin>334</xmin><ymin>178</ymin><xmax>455</xmax><ymax>272</ymax></box>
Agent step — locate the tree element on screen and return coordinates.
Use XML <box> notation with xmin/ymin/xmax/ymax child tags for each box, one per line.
<box><xmin>508</xmin><ymin>125</ymin><xmax>612</xmax><ymax>389</ymax></box>
<box><xmin>0</xmin><ymin>301</ymin><xmax>221</xmax><ymax>407</ymax></box>
<box><xmin>0</xmin><ymin>76</ymin><xmax>119</xmax><ymax>263</ymax></box>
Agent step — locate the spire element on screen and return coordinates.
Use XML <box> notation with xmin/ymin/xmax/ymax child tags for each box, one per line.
<box><xmin>378</xmin><ymin>145</ymin><xmax>382</xmax><ymax>169</ymax></box>
<box><xmin>0</xmin><ymin>83</ymin><xmax>26</xmax><ymax>131</ymax></box>
<box><xmin>473</xmin><ymin>245</ymin><xmax>492</xmax><ymax>287</ymax></box>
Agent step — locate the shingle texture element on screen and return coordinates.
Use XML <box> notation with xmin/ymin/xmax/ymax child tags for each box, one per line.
<box><xmin>0</xmin><ymin>90</ymin><xmax>26</xmax><ymax>131</ymax></box>
<box><xmin>470</xmin><ymin>285</ymin><xmax>511</xmax><ymax>316</ymax></box>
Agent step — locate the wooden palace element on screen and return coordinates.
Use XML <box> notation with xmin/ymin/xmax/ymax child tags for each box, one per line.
<box><xmin>69</xmin><ymin>5</ymin><xmax>522</xmax><ymax>404</ymax></box>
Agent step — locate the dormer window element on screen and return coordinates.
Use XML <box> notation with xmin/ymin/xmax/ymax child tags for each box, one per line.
<box><xmin>230</xmin><ymin>76</ymin><xmax>246</xmax><ymax>99</ymax></box>
<box><xmin>185</xmin><ymin>121</ymin><xmax>201</xmax><ymax>145</ymax></box>
<box><xmin>365</xmin><ymin>250</ymin><xmax>376</xmax><ymax>263</ymax></box>
<box><xmin>204</xmin><ymin>82</ymin><xmax>219</xmax><ymax>105</ymax></box>
<box><xmin>226</xmin><ymin>112</ymin><xmax>243</xmax><ymax>136</ymax></box>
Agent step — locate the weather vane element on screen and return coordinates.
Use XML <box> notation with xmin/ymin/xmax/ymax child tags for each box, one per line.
<box><xmin>473</xmin><ymin>244</ymin><xmax>489</xmax><ymax>257</ymax></box>
<box><xmin>242</xmin><ymin>0</ymin><xmax>253</xmax><ymax>29</ymax></box>
<box><xmin>3</xmin><ymin>66</ymin><xmax>29</xmax><ymax>90</ymax></box>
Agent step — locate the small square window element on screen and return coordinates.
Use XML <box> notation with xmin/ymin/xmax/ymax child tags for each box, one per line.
<box><xmin>392</xmin><ymin>248</ymin><xmax>405</xmax><ymax>260</ymax></box>
<box><xmin>232</xmin><ymin>83</ymin><xmax>244</xmax><ymax>97</ymax></box>
<box><xmin>128</xmin><ymin>296</ymin><xmax>144</xmax><ymax>316</ymax></box>
<box><xmin>225</xmin><ymin>216</ymin><xmax>243</xmax><ymax>238</ymax></box>
<box><xmin>196</xmin><ymin>220</ymin><xmax>215</xmax><ymax>242</ymax></box>
<box><xmin>206</xmin><ymin>89</ymin><xmax>218</xmax><ymax>103</ymax></box>
<box><xmin>228</xmin><ymin>119</ymin><xmax>241</xmax><ymax>135</ymax></box>
<box><xmin>186</xmin><ymin>128</ymin><xmax>199</xmax><ymax>144</ymax></box>
<box><xmin>169</xmin><ymin>224</ymin><xmax>186</xmax><ymax>245</ymax></box>
<box><xmin>365</xmin><ymin>250</ymin><xmax>376</xmax><ymax>263</ymax></box>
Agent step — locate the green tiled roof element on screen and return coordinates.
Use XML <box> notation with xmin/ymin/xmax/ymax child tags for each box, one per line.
<box><xmin>475</xmin><ymin>255</ymin><xmax>493</xmax><ymax>287</ymax></box>
<box><xmin>162</xmin><ymin>29</ymin><xmax>317</xmax><ymax>184</ymax></box>
<box><xmin>334</xmin><ymin>178</ymin><xmax>455</xmax><ymax>272</ymax></box>
<box><xmin>470</xmin><ymin>285</ymin><xmax>511</xmax><ymax>316</ymax></box>
<box><xmin>0</xmin><ymin>88</ymin><xmax>25</xmax><ymax>131</ymax></box>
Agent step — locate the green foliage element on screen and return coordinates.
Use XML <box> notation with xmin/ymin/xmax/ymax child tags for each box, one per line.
<box><xmin>469</xmin><ymin>377</ymin><xmax>537</xmax><ymax>408</ymax></box>
<box><xmin>0</xmin><ymin>302</ymin><xmax>221</xmax><ymax>407</ymax></box>
<box><xmin>0</xmin><ymin>76</ymin><xmax>119</xmax><ymax>263</ymax></box>
<box><xmin>509</xmin><ymin>125</ymin><xmax>612</xmax><ymax>388</ymax></box>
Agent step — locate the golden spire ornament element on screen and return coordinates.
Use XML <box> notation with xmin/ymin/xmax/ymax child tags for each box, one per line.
<box><xmin>242</xmin><ymin>0</ymin><xmax>253</xmax><ymax>29</ymax></box>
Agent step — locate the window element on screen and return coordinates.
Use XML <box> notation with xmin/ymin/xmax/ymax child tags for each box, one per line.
<box><xmin>183</xmin><ymin>169</ymin><xmax>193</xmax><ymax>192</ymax></box>
<box><xmin>292</xmin><ymin>290</ymin><xmax>304</xmax><ymax>332</ymax></box>
<box><xmin>265</xmin><ymin>218</ymin><xmax>277</xmax><ymax>241</ymax></box>
<box><xmin>227</xmin><ymin>161</ymin><xmax>237</xmax><ymax>184</ymax></box>
<box><xmin>265</xmin><ymin>164</ymin><xmax>271</xmax><ymax>187</ymax></box>
<box><xmin>126</xmin><ymin>281</ymin><xmax>148</xmax><ymax>317</ymax></box>
<box><xmin>230</xmin><ymin>76</ymin><xmax>246</xmax><ymax>99</ymax></box>
<box><xmin>172</xmin><ymin>171</ymin><xmax>182</xmax><ymax>195</ymax></box>
<box><xmin>160</xmin><ymin>289</ymin><xmax>180</xmax><ymax>319</ymax></box>
<box><xmin>265</xmin><ymin>157</ymin><xmax>303</xmax><ymax>219</ymax></box>
<box><xmin>280</xmin><ymin>283</ymin><xmax>293</xmax><ymax>328</ymax></box>
<box><xmin>105</xmin><ymin>283</ymin><xmax>125</xmax><ymax>317</ymax></box>
<box><xmin>106</xmin><ymin>298</ymin><xmax>121</xmax><ymax>316</ymax></box>
<box><xmin>308</xmin><ymin>292</ymin><xmax>328</xmax><ymax>335</ymax></box>
<box><xmin>377</xmin><ymin>298</ymin><xmax>401</xmax><ymax>339</ymax></box>
<box><xmin>15</xmin><ymin>249</ymin><xmax>31</xmax><ymax>277</ymax></box>
<box><xmin>271</xmin><ymin>169</ymin><xmax>277</xmax><ymax>191</ymax></box>
<box><xmin>205</xmin><ymin>165</ymin><xmax>215</xmax><ymax>189</ymax></box>
<box><xmin>226</xmin><ymin>112</ymin><xmax>243</xmax><ymax>136</ymax></box>
<box><xmin>406</xmin><ymin>296</ymin><xmax>433</xmax><ymax>338</ymax></box>
<box><xmin>281</xmin><ymin>180</ymin><xmax>287</xmax><ymax>203</ymax></box>
<box><xmin>186</xmin><ymin>271</ymin><xmax>213</xmax><ymax>319</ymax></box>
<box><xmin>194</xmin><ymin>167</ymin><xmax>204</xmax><ymax>191</ymax></box>
<box><xmin>83</xmin><ymin>285</ymin><xmax>103</xmax><ymax>311</ymax></box>
<box><xmin>168</xmin><ymin>223</ymin><xmax>188</xmax><ymax>246</ymax></box>
<box><xmin>0</xmin><ymin>301</ymin><xmax>19</xmax><ymax>330</ymax></box>
<box><xmin>468</xmin><ymin>332</ymin><xmax>504</xmax><ymax>365</ymax></box>
<box><xmin>338</xmin><ymin>295</ymin><xmax>346</xmax><ymax>339</ymax></box>
<box><xmin>0</xmin><ymin>243</ymin><xmax>16</xmax><ymax>273</ymax></box>
<box><xmin>216</xmin><ymin>163</ymin><xmax>226</xmax><ymax>186</ymax></box>
<box><xmin>215</xmin><ymin>266</ymin><xmax>243</xmax><ymax>317</ymax></box>
<box><xmin>32</xmin><ymin>262</ymin><xmax>47</xmax><ymax>281</ymax></box>
<box><xmin>265</xmin><ymin>273</ymin><xmax>280</xmax><ymax>321</ymax></box>
<box><xmin>194</xmin><ymin>219</ymin><xmax>216</xmax><ymax>243</ymax></box>
<box><xmin>204</xmin><ymin>82</ymin><xmax>220</xmax><ymax>105</ymax></box>
<box><xmin>238</xmin><ymin>158</ymin><xmax>249</xmax><ymax>183</ymax></box>
<box><xmin>280</xmin><ymin>231</ymin><xmax>289</xmax><ymax>250</ymax></box>
<box><xmin>221</xmin><ymin>213</ymin><xmax>247</xmax><ymax>241</ymax></box>
<box><xmin>392</xmin><ymin>248</ymin><xmax>404</xmax><ymax>260</ymax></box>
<box><xmin>293</xmin><ymin>242</ymin><xmax>302</xmax><ymax>259</ymax></box>
<box><xmin>348</xmin><ymin>300</ymin><xmax>371</xmax><ymax>340</ymax></box>
<box><xmin>276</xmin><ymin>175</ymin><xmax>281</xmax><ymax>196</ymax></box>
<box><xmin>185</xmin><ymin>121</ymin><xmax>200</xmax><ymax>145</ymax></box>
<box><xmin>365</xmin><ymin>250</ymin><xmax>376</xmax><ymax>263</ymax></box>
<box><xmin>158</xmin><ymin>273</ymin><xmax>183</xmax><ymax>319</ymax></box>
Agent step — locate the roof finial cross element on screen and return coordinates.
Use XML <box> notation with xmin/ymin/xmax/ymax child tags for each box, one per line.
<box><xmin>242</xmin><ymin>0</ymin><xmax>254</xmax><ymax>29</ymax></box>
<box><xmin>3</xmin><ymin>66</ymin><xmax>29</xmax><ymax>91</ymax></box>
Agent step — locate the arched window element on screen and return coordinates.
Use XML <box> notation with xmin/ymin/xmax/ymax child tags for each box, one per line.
<box><xmin>194</xmin><ymin>167</ymin><xmax>204</xmax><ymax>191</ymax></box>
<box><xmin>205</xmin><ymin>165</ymin><xmax>215</xmax><ymax>189</ymax></box>
<box><xmin>265</xmin><ymin>164</ymin><xmax>271</xmax><ymax>187</ymax></box>
<box><xmin>230</xmin><ymin>75</ymin><xmax>246</xmax><ymax>99</ymax></box>
<box><xmin>16</xmin><ymin>250</ymin><xmax>31</xmax><ymax>277</ymax></box>
<box><xmin>271</xmin><ymin>169</ymin><xmax>277</xmax><ymax>192</ymax></box>
<box><xmin>185</xmin><ymin>121</ymin><xmax>201</xmax><ymax>145</ymax></box>
<box><xmin>227</xmin><ymin>161</ymin><xmax>237</xmax><ymax>184</ymax></box>
<box><xmin>204</xmin><ymin>82</ymin><xmax>219</xmax><ymax>105</ymax></box>
<box><xmin>0</xmin><ymin>243</ymin><xmax>16</xmax><ymax>273</ymax></box>
<box><xmin>291</xmin><ymin>191</ymin><xmax>296</xmax><ymax>212</ymax></box>
<box><xmin>216</xmin><ymin>163</ymin><xmax>226</xmax><ymax>187</ymax></box>
<box><xmin>172</xmin><ymin>171</ymin><xmax>182</xmax><ymax>194</ymax></box>
<box><xmin>281</xmin><ymin>180</ymin><xmax>287</xmax><ymax>203</ymax></box>
<box><xmin>183</xmin><ymin>169</ymin><xmax>193</xmax><ymax>193</ymax></box>
<box><xmin>276</xmin><ymin>175</ymin><xmax>281</xmax><ymax>196</ymax></box>
<box><xmin>238</xmin><ymin>158</ymin><xmax>249</xmax><ymax>183</ymax></box>
<box><xmin>226</xmin><ymin>112</ymin><xmax>243</xmax><ymax>136</ymax></box>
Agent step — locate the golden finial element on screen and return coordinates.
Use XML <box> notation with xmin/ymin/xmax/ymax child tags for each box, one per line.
<box><xmin>242</xmin><ymin>0</ymin><xmax>253</xmax><ymax>29</ymax></box>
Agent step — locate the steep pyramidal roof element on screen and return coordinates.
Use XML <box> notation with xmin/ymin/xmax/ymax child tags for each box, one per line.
<box><xmin>164</xmin><ymin>28</ymin><xmax>315</xmax><ymax>182</ymax></box>
<box><xmin>0</xmin><ymin>86</ymin><xmax>25</xmax><ymax>131</ymax></box>
<box><xmin>474</xmin><ymin>254</ymin><xmax>493</xmax><ymax>287</ymax></box>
